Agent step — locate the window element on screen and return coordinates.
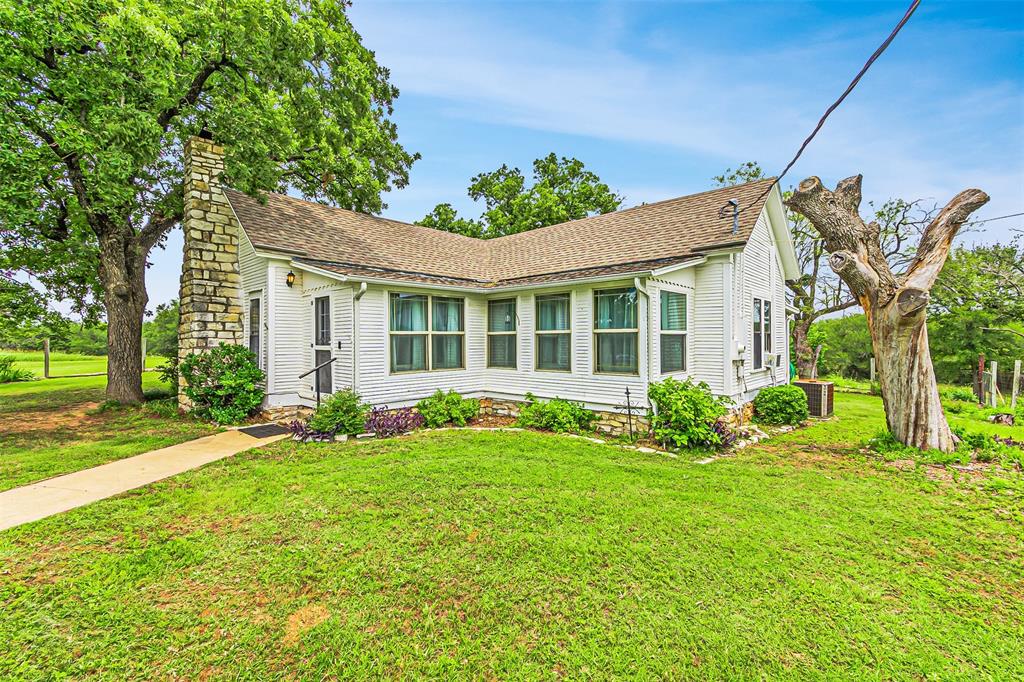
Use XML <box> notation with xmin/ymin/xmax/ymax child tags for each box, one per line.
<box><xmin>753</xmin><ymin>297</ymin><xmax>772</xmax><ymax>369</ymax></box>
<box><xmin>594</xmin><ymin>287</ymin><xmax>638</xmax><ymax>374</ymax></box>
<box><xmin>536</xmin><ymin>294</ymin><xmax>571</xmax><ymax>371</ymax></box>
<box><xmin>248</xmin><ymin>296</ymin><xmax>261</xmax><ymax>364</ymax></box>
<box><xmin>388</xmin><ymin>293</ymin><xmax>465</xmax><ymax>372</ymax></box>
<box><xmin>314</xmin><ymin>296</ymin><xmax>331</xmax><ymax>345</ymax></box>
<box><xmin>659</xmin><ymin>290</ymin><xmax>687</xmax><ymax>373</ymax></box>
<box><xmin>487</xmin><ymin>299</ymin><xmax>516</xmax><ymax>368</ymax></box>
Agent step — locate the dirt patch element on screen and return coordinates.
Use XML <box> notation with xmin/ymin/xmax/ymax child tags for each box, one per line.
<box><xmin>282</xmin><ymin>604</ymin><xmax>330</xmax><ymax>646</ymax></box>
<box><xmin>0</xmin><ymin>401</ymin><xmax>102</xmax><ymax>434</ymax></box>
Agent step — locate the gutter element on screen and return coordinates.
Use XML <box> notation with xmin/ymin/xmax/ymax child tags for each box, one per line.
<box><xmin>352</xmin><ymin>282</ymin><xmax>367</xmax><ymax>392</ymax></box>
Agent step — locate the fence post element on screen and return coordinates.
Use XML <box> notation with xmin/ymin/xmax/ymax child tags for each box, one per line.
<box><xmin>990</xmin><ymin>361</ymin><xmax>998</xmax><ymax>408</ymax></box>
<box><xmin>869</xmin><ymin>357</ymin><xmax>875</xmax><ymax>383</ymax></box>
<box><xmin>43</xmin><ymin>338</ymin><xmax>50</xmax><ymax>379</ymax></box>
<box><xmin>141</xmin><ymin>337</ymin><xmax>147</xmax><ymax>370</ymax></box>
<box><xmin>1012</xmin><ymin>360</ymin><xmax>1021</xmax><ymax>412</ymax></box>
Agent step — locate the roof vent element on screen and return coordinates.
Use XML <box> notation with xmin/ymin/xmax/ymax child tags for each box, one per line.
<box><xmin>719</xmin><ymin>198</ymin><xmax>740</xmax><ymax>234</ymax></box>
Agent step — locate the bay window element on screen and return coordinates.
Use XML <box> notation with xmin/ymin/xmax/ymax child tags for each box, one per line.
<box><xmin>487</xmin><ymin>299</ymin><xmax>517</xmax><ymax>368</ymax></box>
<box><xmin>659</xmin><ymin>290</ymin><xmax>687</xmax><ymax>373</ymax></box>
<box><xmin>594</xmin><ymin>287</ymin><xmax>638</xmax><ymax>374</ymax></box>
<box><xmin>536</xmin><ymin>293</ymin><xmax>571</xmax><ymax>371</ymax></box>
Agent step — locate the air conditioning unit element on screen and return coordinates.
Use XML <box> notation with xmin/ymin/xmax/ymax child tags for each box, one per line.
<box><xmin>793</xmin><ymin>380</ymin><xmax>834</xmax><ymax>417</ymax></box>
<box><xmin>765</xmin><ymin>353</ymin><xmax>783</xmax><ymax>368</ymax></box>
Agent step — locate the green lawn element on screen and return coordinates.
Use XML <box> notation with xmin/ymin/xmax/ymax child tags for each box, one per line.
<box><xmin>1</xmin><ymin>391</ymin><xmax>1021</xmax><ymax>679</ymax></box>
<box><xmin>3</xmin><ymin>350</ymin><xmax>167</xmax><ymax>379</ymax></box>
<box><xmin>0</xmin><ymin>374</ymin><xmax>217</xmax><ymax>491</ymax></box>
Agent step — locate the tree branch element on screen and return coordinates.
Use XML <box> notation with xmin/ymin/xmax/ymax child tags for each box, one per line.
<box><xmin>903</xmin><ymin>188</ymin><xmax>989</xmax><ymax>290</ymax></box>
<box><xmin>156</xmin><ymin>55</ymin><xmax>234</xmax><ymax>130</ymax></box>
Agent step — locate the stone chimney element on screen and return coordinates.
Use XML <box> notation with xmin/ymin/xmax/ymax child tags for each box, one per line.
<box><xmin>178</xmin><ymin>135</ymin><xmax>244</xmax><ymax>409</ymax></box>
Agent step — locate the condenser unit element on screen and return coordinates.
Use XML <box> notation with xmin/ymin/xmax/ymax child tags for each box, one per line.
<box><xmin>793</xmin><ymin>380</ymin><xmax>834</xmax><ymax>417</ymax></box>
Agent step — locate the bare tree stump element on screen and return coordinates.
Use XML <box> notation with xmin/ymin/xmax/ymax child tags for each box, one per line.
<box><xmin>787</xmin><ymin>176</ymin><xmax>988</xmax><ymax>452</ymax></box>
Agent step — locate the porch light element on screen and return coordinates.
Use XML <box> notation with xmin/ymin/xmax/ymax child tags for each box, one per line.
<box><xmin>286</xmin><ymin>270</ymin><xmax>295</xmax><ymax>287</ymax></box>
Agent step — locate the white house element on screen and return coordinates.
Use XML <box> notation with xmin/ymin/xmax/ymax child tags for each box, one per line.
<box><xmin>178</xmin><ymin>136</ymin><xmax>800</xmax><ymax>425</ymax></box>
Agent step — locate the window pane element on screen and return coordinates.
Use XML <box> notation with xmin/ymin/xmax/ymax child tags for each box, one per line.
<box><xmin>390</xmin><ymin>335</ymin><xmax>426</xmax><ymax>372</ymax></box>
<box><xmin>753</xmin><ymin>331</ymin><xmax>763</xmax><ymax>369</ymax></box>
<box><xmin>536</xmin><ymin>294</ymin><xmax>570</xmax><ymax>331</ymax></box>
<box><xmin>249</xmin><ymin>298</ymin><xmax>260</xmax><ymax>359</ymax></box>
<box><xmin>432</xmin><ymin>334</ymin><xmax>463</xmax><ymax>369</ymax></box>
<box><xmin>660</xmin><ymin>291</ymin><xmax>687</xmax><ymax>331</ymax></box>
<box><xmin>661</xmin><ymin>334</ymin><xmax>685</xmax><ymax>373</ymax></box>
<box><xmin>315</xmin><ymin>296</ymin><xmax>331</xmax><ymax>345</ymax></box>
<box><xmin>488</xmin><ymin>299</ymin><xmax>516</xmax><ymax>332</ymax></box>
<box><xmin>537</xmin><ymin>334</ymin><xmax>570</xmax><ymax>371</ymax></box>
<box><xmin>314</xmin><ymin>349</ymin><xmax>332</xmax><ymax>394</ymax></box>
<box><xmin>596</xmin><ymin>332</ymin><xmax>638</xmax><ymax>374</ymax></box>
<box><xmin>764</xmin><ymin>300</ymin><xmax>772</xmax><ymax>352</ymax></box>
<box><xmin>389</xmin><ymin>293</ymin><xmax>427</xmax><ymax>332</ymax></box>
<box><xmin>487</xmin><ymin>334</ymin><xmax>516</xmax><ymax>368</ymax></box>
<box><xmin>432</xmin><ymin>296</ymin><xmax>464</xmax><ymax>332</ymax></box>
<box><xmin>595</xmin><ymin>288</ymin><xmax>637</xmax><ymax>329</ymax></box>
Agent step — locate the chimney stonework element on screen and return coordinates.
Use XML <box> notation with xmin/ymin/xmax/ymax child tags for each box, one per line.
<box><xmin>177</xmin><ymin>136</ymin><xmax>244</xmax><ymax>409</ymax></box>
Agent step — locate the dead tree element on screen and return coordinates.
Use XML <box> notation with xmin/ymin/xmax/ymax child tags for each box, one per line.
<box><xmin>787</xmin><ymin>176</ymin><xmax>988</xmax><ymax>452</ymax></box>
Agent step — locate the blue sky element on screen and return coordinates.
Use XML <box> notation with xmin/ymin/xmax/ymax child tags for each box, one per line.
<box><xmin>145</xmin><ymin>0</ymin><xmax>1023</xmax><ymax>309</ymax></box>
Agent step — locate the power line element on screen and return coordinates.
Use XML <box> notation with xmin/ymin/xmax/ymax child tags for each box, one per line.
<box><xmin>733</xmin><ymin>0</ymin><xmax>922</xmax><ymax>215</ymax></box>
<box><xmin>968</xmin><ymin>211</ymin><xmax>1024</xmax><ymax>225</ymax></box>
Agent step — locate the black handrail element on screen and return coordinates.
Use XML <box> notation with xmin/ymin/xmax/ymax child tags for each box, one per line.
<box><xmin>299</xmin><ymin>356</ymin><xmax>337</xmax><ymax>407</ymax></box>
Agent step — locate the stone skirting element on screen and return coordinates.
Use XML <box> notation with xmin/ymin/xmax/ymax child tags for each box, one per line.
<box><xmin>178</xmin><ymin>136</ymin><xmax>244</xmax><ymax>409</ymax></box>
<box><xmin>479</xmin><ymin>397</ymin><xmax>650</xmax><ymax>437</ymax></box>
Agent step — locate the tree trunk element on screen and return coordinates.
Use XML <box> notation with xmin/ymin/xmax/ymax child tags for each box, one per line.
<box><xmin>792</xmin><ymin>318</ymin><xmax>816</xmax><ymax>379</ymax></box>
<box><xmin>99</xmin><ymin>229</ymin><xmax>149</xmax><ymax>404</ymax></box>
<box><xmin>787</xmin><ymin>176</ymin><xmax>988</xmax><ymax>452</ymax></box>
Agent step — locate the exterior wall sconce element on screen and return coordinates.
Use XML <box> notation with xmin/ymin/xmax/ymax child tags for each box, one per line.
<box><xmin>286</xmin><ymin>271</ymin><xmax>295</xmax><ymax>288</ymax></box>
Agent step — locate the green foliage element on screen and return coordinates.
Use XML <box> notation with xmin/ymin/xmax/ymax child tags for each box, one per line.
<box><xmin>157</xmin><ymin>357</ymin><xmax>179</xmax><ymax>396</ymax></box>
<box><xmin>712</xmin><ymin>162</ymin><xmax>765</xmax><ymax>187</ymax></box>
<box><xmin>515</xmin><ymin>392</ymin><xmax>596</xmax><ymax>433</ymax></box>
<box><xmin>647</xmin><ymin>377</ymin><xmax>730</xmax><ymax>448</ymax></box>
<box><xmin>0</xmin><ymin>356</ymin><xmax>34</xmax><ymax>383</ymax></box>
<box><xmin>753</xmin><ymin>385</ymin><xmax>809</xmax><ymax>425</ymax></box>
<box><xmin>0</xmin><ymin>0</ymin><xmax>418</xmax><ymax>389</ymax></box>
<box><xmin>144</xmin><ymin>300</ymin><xmax>180</xmax><ymax>358</ymax></box>
<box><xmin>64</xmin><ymin>324</ymin><xmax>108</xmax><ymax>355</ymax></box>
<box><xmin>417</xmin><ymin>154</ymin><xmax>622</xmax><ymax>238</ymax></box>
<box><xmin>308</xmin><ymin>389</ymin><xmax>370</xmax><ymax>435</ymax></box>
<box><xmin>941</xmin><ymin>386</ymin><xmax>977</xmax><ymax>403</ymax></box>
<box><xmin>415</xmin><ymin>390</ymin><xmax>480</xmax><ymax>428</ymax></box>
<box><xmin>931</xmin><ymin>241</ymin><xmax>1024</xmax><ymax>322</ymax></box>
<box><xmin>178</xmin><ymin>344</ymin><xmax>264</xmax><ymax>425</ymax></box>
<box><xmin>810</xmin><ymin>315</ymin><xmax>874</xmax><ymax>379</ymax></box>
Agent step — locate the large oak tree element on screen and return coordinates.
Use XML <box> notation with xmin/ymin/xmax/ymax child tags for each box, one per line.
<box><xmin>0</xmin><ymin>0</ymin><xmax>417</xmax><ymax>402</ymax></box>
<box><xmin>787</xmin><ymin>175</ymin><xmax>988</xmax><ymax>452</ymax></box>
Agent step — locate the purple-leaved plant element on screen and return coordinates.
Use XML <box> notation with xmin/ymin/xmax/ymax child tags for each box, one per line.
<box><xmin>365</xmin><ymin>406</ymin><xmax>424</xmax><ymax>438</ymax></box>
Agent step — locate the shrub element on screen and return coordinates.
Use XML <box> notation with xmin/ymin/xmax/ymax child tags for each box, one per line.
<box><xmin>942</xmin><ymin>386</ymin><xmax>977</xmax><ymax>403</ymax></box>
<box><xmin>515</xmin><ymin>392</ymin><xmax>596</xmax><ymax>433</ymax></box>
<box><xmin>753</xmin><ymin>385</ymin><xmax>809</xmax><ymax>426</ymax></box>
<box><xmin>0</xmin><ymin>355</ymin><xmax>34</xmax><ymax>383</ymax></box>
<box><xmin>365</xmin><ymin>406</ymin><xmax>424</xmax><ymax>438</ymax></box>
<box><xmin>648</xmin><ymin>378</ymin><xmax>730</xmax><ymax>448</ymax></box>
<box><xmin>290</xmin><ymin>419</ymin><xmax>335</xmax><ymax>443</ymax></box>
<box><xmin>415</xmin><ymin>390</ymin><xmax>480</xmax><ymax>428</ymax></box>
<box><xmin>307</xmin><ymin>389</ymin><xmax>369</xmax><ymax>436</ymax></box>
<box><xmin>178</xmin><ymin>344</ymin><xmax>264</xmax><ymax>425</ymax></box>
<box><xmin>157</xmin><ymin>357</ymin><xmax>178</xmax><ymax>394</ymax></box>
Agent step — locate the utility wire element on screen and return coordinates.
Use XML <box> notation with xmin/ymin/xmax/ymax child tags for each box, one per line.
<box><xmin>968</xmin><ymin>211</ymin><xmax>1024</xmax><ymax>225</ymax></box>
<box><xmin>732</xmin><ymin>0</ymin><xmax>922</xmax><ymax>216</ymax></box>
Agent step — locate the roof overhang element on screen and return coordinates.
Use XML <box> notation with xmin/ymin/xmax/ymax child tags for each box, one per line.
<box><xmin>764</xmin><ymin>185</ymin><xmax>800</xmax><ymax>280</ymax></box>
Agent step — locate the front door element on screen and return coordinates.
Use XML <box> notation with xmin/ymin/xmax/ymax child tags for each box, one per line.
<box><xmin>312</xmin><ymin>294</ymin><xmax>333</xmax><ymax>395</ymax></box>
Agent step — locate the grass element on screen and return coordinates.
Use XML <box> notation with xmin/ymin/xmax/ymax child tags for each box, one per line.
<box><xmin>1</xmin><ymin>391</ymin><xmax>1021</xmax><ymax>679</ymax></box>
<box><xmin>2</xmin><ymin>350</ymin><xmax>167</xmax><ymax>379</ymax></box>
<box><xmin>0</xmin><ymin>374</ymin><xmax>217</xmax><ymax>492</ymax></box>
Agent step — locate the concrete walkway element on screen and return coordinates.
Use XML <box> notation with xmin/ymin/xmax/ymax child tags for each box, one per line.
<box><xmin>0</xmin><ymin>429</ymin><xmax>289</xmax><ymax>531</ymax></box>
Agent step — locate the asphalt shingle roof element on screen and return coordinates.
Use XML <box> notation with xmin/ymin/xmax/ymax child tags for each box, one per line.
<box><xmin>225</xmin><ymin>177</ymin><xmax>777</xmax><ymax>288</ymax></box>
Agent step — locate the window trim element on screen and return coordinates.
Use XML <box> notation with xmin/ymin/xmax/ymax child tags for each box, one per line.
<box><xmin>534</xmin><ymin>292</ymin><xmax>572</xmax><ymax>372</ymax></box>
<box><xmin>592</xmin><ymin>287</ymin><xmax>640</xmax><ymax>376</ymax></box>
<box><xmin>659</xmin><ymin>289</ymin><xmax>688</xmax><ymax>375</ymax></box>
<box><xmin>486</xmin><ymin>298</ymin><xmax>517</xmax><ymax>370</ymax></box>
<box><xmin>753</xmin><ymin>296</ymin><xmax>771</xmax><ymax>370</ymax></box>
<box><xmin>314</xmin><ymin>295</ymin><xmax>331</xmax><ymax>346</ymax></box>
<box><xmin>247</xmin><ymin>291</ymin><xmax>263</xmax><ymax>369</ymax></box>
<box><xmin>388</xmin><ymin>291</ymin><xmax>466</xmax><ymax>374</ymax></box>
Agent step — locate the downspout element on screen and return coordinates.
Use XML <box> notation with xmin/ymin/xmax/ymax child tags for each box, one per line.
<box><xmin>352</xmin><ymin>282</ymin><xmax>367</xmax><ymax>392</ymax></box>
<box><xmin>634</xmin><ymin>276</ymin><xmax>653</xmax><ymax>415</ymax></box>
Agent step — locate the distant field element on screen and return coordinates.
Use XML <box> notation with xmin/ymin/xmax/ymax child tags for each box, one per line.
<box><xmin>2</xmin><ymin>351</ymin><xmax>167</xmax><ymax>379</ymax></box>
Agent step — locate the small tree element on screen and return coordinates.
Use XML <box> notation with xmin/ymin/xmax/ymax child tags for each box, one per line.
<box><xmin>786</xmin><ymin>175</ymin><xmax>988</xmax><ymax>452</ymax></box>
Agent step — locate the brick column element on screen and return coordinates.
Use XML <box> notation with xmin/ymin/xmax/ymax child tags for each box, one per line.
<box><xmin>178</xmin><ymin>135</ymin><xmax>244</xmax><ymax>409</ymax></box>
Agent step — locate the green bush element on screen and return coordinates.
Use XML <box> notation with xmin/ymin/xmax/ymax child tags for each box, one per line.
<box><xmin>179</xmin><ymin>344</ymin><xmax>264</xmax><ymax>425</ymax></box>
<box><xmin>0</xmin><ymin>355</ymin><xmax>34</xmax><ymax>383</ymax></box>
<box><xmin>308</xmin><ymin>389</ymin><xmax>370</xmax><ymax>435</ymax></box>
<box><xmin>516</xmin><ymin>393</ymin><xmax>596</xmax><ymax>433</ymax></box>
<box><xmin>415</xmin><ymin>389</ymin><xmax>480</xmax><ymax>428</ymax></box>
<box><xmin>941</xmin><ymin>386</ymin><xmax>977</xmax><ymax>403</ymax></box>
<box><xmin>647</xmin><ymin>377</ymin><xmax>729</xmax><ymax>448</ymax></box>
<box><xmin>753</xmin><ymin>385</ymin><xmax>809</xmax><ymax>426</ymax></box>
